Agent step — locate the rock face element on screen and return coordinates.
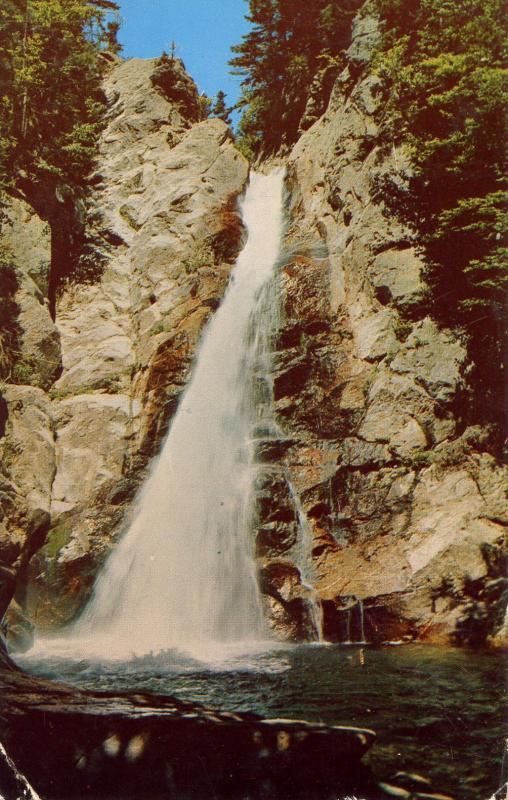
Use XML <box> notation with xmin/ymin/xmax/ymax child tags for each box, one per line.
<box><xmin>1</xmin><ymin>198</ymin><xmax>60</xmax><ymax>391</ymax></box>
<box><xmin>257</xmin><ymin>8</ymin><xmax>507</xmax><ymax>647</ymax></box>
<box><xmin>1</xmin><ymin>30</ymin><xmax>506</xmax><ymax>650</ymax></box>
<box><xmin>0</xmin><ymin>56</ymin><xmax>248</xmax><ymax>632</ymax></box>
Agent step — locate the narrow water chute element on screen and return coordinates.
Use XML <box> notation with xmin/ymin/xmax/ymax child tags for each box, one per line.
<box><xmin>66</xmin><ymin>170</ymin><xmax>286</xmax><ymax>658</ymax></box>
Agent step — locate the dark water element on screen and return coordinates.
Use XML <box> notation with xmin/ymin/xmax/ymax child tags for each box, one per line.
<box><xmin>17</xmin><ymin>643</ymin><xmax>506</xmax><ymax>800</ymax></box>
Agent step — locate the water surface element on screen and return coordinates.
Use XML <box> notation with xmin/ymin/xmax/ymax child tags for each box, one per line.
<box><xmin>18</xmin><ymin>643</ymin><xmax>506</xmax><ymax>800</ymax></box>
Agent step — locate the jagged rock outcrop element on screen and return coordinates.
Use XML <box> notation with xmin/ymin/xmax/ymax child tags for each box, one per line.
<box><xmin>0</xmin><ymin>56</ymin><xmax>248</xmax><ymax>633</ymax></box>
<box><xmin>2</xmin><ymin>199</ymin><xmax>60</xmax><ymax>390</ymax></box>
<box><xmin>261</xmin><ymin>8</ymin><xmax>508</xmax><ymax>647</ymax></box>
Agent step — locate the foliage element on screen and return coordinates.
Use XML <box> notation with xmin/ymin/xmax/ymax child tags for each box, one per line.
<box><xmin>11</xmin><ymin>358</ymin><xmax>36</xmax><ymax>385</ymax></box>
<box><xmin>211</xmin><ymin>90</ymin><xmax>232</xmax><ymax>125</ymax></box>
<box><xmin>152</xmin><ymin>52</ymin><xmax>209</xmax><ymax>122</ymax></box>
<box><xmin>230</xmin><ymin>0</ymin><xmax>362</xmax><ymax>156</ymax></box>
<box><xmin>0</xmin><ymin>0</ymin><xmax>120</xmax><ymax>196</ymax></box>
<box><xmin>198</xmin><ymin>93</ymin><xmax>212</xmax><ymax>120</ymax></box>
<box><xmin>371</xmin><ymin>0</ymin><xmax>508</xmax><ymax>434</ymax></box>
<box><xmin>181</xmin><ymin>242</ymin><xmax>215</xmax><ymax>273</ymax></box>
<box><xmin>0</xmin><ymin>0</ymin><xmax>120</xmax><ymax>307</ymax></box>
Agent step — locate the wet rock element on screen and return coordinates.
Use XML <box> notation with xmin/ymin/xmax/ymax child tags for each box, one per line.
<box><xmin>280</xmin><ymin>3</ymin><xmax>507</xmax><ymax>643</ymax></box>
<box><xmin>0</xmin><ymin>522</ymin><xmax>19</xmax><ymax>566</ymax></box>
<box><xmin>391</xmin><ymin>771</ymin><xmax>432</xmax><ymax>791</ymax></box>
<box><xmin>2</xmin><ymin>601</ymin><xmax>34</xmax><ymax>653</ymax></box>
<box><xmin>255</xmin><ymin>473</ymin><xmax>296</xmax><ymax>525</ymax></box>
<box><xmin>259</xmin><ymin>562</ymin><xmax>319</xmax><ymax>641</ymax></box>
<box><xmin>0</xmin><ymin>565</ymin><xmax>16</xmax><ymax>621</ymax></box>
<box><xmin>254</xmin><ymin>437</ymin><xmax>296</xmax><ymax>463</ymax></box>
<box><xmin>256</xmin><ymin>521</ymin><xmax>298</xmax><ymax>558</ymax></box>
<box><xmin>0</xmin><ymin>663</ymin><xmax>377</xmax><ymax>800</ymax></box>
<box><xmin>379</xmin><ymin>782</ymin><xmax>412</xmax><ymax>798</ymax></box>
<box><xmin>259</xmin><ymin>561</ymin><xmax>302</xmax><ymax>603</ymax></box>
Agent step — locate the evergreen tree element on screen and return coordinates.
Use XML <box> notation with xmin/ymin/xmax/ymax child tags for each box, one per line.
<box><xmin>0</xmin><ymin>0</ymin><xmax>120</xmax><ymax>196</ymax></box>
<box><xmin>211</xmin><ymin>90</ymin><xmax>232</xmax><ymax>125</ymax></box>
<box><xmin>372</xmin><ymin>0</ymin><xmax>507</xmax><ymax>435</ymax></box>
<box><xmin>0</xmin><ymin>0</ymin><xmax>121</xmax><ymax>309</ymax></box>
<box><xmin>230</xmin><ymin>0</ymin><xmax>361</xmax><ymax>156</ymax></box>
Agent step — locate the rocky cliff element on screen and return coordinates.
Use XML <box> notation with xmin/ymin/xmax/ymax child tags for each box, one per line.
<box><xmin>257</xmin><ymin>11</ymin><xmax>507</xmax><ymax>648</ymax></box>
<box><xmin>0</xmin><ymin>56</ymin><xmax>248</xmax><ymax>643</ymax></box>
<box><xmin>0</xmin><ymin>16</ymin><xmax>506</xmax><ymax>652</ymax></box>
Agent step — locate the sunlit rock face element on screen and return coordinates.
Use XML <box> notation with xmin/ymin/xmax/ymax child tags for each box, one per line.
<box><xmin>0</xmin><ymin>56</ymin><xmax>249</xmax><ymax>630</ymax></box>
<box><xmin>274</xmin><ymin>9</ymin><xmax>508</xmax><ymax>648</ymax></box>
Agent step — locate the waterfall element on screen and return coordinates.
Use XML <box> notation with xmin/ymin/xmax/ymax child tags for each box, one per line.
<box><xmin>344</xmin><ymin>598</ymin><xmax>366</xmax><ymax>645</ymax></box>
<box><xmin>288</xmin><ymin>485</ymin><xmax>324</xmax><ymax>641</ymax></box>
<box><xmin>70</xmin><ymin>170</ymin><xmax>286</xmax><ymax>659</ymax></box>
<box><xmin>358</xmin><ymin>598</ymin><xmax>366</xmax><ymax>645</ymax></box>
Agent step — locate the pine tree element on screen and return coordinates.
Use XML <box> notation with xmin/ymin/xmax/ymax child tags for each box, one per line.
<box><xmin>211</xmin><ymin>90</ymin><xmax>232</xmax><ymax>125</ymax></box>
<box><xmin>0</xmin><ymin>0</ymin><xmax>121</xmax><ymax>310</ymax></box>
<box><xmin>230</xmin><ymin>0</ymin><xmax>362</xmax><ymax>156</ymax></box>
<box><xmin>372</xmin><ymin>0</ymin><xmax>508</xmax><ymax>434</ymax></box>
<box><xmin>0</xmin><ymin>0</ymin><xmax>121</xmax><ymax>195</ymax></box>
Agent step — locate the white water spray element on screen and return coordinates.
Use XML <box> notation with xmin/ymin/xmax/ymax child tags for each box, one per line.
<box><xmin>66</xmin><ymin>171</ymin><xmax>285</xmax><ymax>659</ymax></box>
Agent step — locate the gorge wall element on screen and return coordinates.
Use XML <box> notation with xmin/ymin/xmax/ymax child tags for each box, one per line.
<box><xmin>0</xmin><ymin>56</ymin><xmax>249</xmax><ymax>645</ymax></box>
<box><xmin>0</xmin><ymin>11</ymin><xmax>506</xmax><ymax>652</ymax></box>
<box><xmin>260</xmin><ymin>11</ymin><xmax>507</xmax><ymax>648</ymax></box>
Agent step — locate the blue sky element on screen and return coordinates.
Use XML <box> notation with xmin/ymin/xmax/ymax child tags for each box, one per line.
<box><xmin>116</xmin><ymin>1</ymin><xmax>250</xmax><ymax>114</ymax></box>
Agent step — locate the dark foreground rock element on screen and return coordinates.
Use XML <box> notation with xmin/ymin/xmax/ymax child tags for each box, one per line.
<box><xmin>0</xmin><ymin>659</ymin><xmax>381</xmax><ymax>800</ymax></box>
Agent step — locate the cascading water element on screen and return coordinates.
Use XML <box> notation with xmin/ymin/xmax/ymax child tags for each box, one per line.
<box><xmin>287</xmin><ymin>484</ymin><xmax>324</xmax><ymax>641</ymax></box>
<box><xmin>344</xmin><ymin>598</ymin><xmax>367</xmax><ymax>645</ymax></box>
<box><xmin>65</xmin><ymin>170</ymin><xmax>286</xmax><ymax>659</ymax></box>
